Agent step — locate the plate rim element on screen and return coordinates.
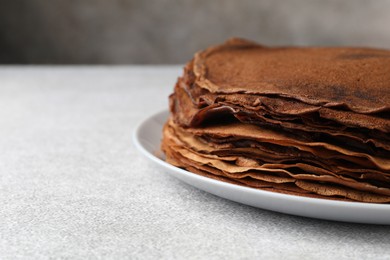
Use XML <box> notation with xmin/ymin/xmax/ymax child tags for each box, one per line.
<box><xmin>133</xmin><ymin>109</ymin><xmax>390</xmax><ymax>224</ymax></box>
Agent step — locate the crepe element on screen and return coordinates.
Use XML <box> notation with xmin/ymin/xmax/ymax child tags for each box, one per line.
<box><xmin>192</xmin><ymin>38</ymin><xmax>390</xmax><ymax>113</ymax></box>
<box><xmin>162</xmin><ymin>38</ymin><xmax>390</xmax><ymax>203</ymax></box>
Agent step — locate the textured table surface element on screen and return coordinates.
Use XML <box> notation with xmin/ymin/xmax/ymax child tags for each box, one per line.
<box><xmin>0</xmin><ymin>66</ymin><xmax>389</xmax><ymax>259</ymax></box>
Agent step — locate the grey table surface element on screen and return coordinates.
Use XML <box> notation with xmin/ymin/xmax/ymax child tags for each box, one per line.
<box><xmin>0</xmin><ymin>66</ymin><xmax>389</xmax><ymax>259</ymax></box>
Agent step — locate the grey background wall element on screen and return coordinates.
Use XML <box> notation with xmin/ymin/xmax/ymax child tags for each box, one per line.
<box><xmin>1</xmin><ymin>0</ymin><xmax>389</xmax><ymax>64</ymax></box>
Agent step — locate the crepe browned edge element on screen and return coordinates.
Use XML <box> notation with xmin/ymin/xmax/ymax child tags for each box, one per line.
<box><xmin>162</xmin><ymin>122</ymin><xmax>390</xmax><ymax>203</ymax></box>
<box><xmin>179</xmin><ymin>68</ymin><xmax>390</xmax><ymax>147</ymax></box>
<box><xmin>170</xmin><ymin>84</ymin><xmax>390</xmax><ymax>171</ymax></box>
<box><xmin>165</xmin><ymin>120</ymin><xmax>390</xmax><ymax>195</ymax></box>
<box><xmin>171</xmin><ymin>97</ymin><xmax>390</xmax><ymax>173</ymax></box>
<box><xmin>169</xmin><ymin>119</ymin><xmax>390</xmax><ymax>185</ymax></box>
<box><xmin>171</xmin><ymin>78</ymin><xmax>390</xmax><ymax>160</ymax></box>
<box><xmin>184</xmin><ymin>121</ymin><xmax>390</xmax><ymax>171</ymax></box>
<box><xmin>183</xmin><ymin>61</ymin><xmax>390</xmax><ymax>134</ymax></box>
<box><xmin>162</xmin><ymin>130</ymin><xmax>351</xmax><ymax>201</ymax></box>
<box><xmin>192</xmin><ymin>38</ymin><xmax>390</xmax><ymax>114</ymax></box>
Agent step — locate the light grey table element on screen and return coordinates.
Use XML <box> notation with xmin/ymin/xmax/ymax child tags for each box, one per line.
<box><xmin>0</xmin><ymin>66</ymin><xmax>389</xmax><ymax>259</ymax></box>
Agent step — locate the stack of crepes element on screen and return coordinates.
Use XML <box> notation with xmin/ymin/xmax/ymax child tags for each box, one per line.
<box><xmin>162</xmin><ymin>38</ymin><xmax>390</xmax><ymax>203</ymax></box>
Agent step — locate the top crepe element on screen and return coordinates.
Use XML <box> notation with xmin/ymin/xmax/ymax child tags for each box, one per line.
<box><xmin>193</xmin><ymin>38</ymin><xmax>390</xmax><ymax>113</ymax></box>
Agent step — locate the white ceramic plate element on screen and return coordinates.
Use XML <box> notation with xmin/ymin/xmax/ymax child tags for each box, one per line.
<box><xmin>133</xmin><ymin>110</ymin><xmax>390</xmax><ymax>225</ymax></box>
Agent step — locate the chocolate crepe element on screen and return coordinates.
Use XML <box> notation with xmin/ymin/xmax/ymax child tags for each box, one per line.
<box><xmin>162</xmin><ymin>38</ymin><xmax>390</xmax><ymax>203</ymax></box>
